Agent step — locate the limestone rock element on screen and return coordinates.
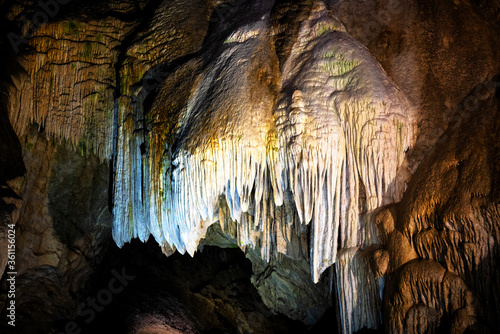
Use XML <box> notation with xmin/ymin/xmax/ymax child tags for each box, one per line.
<box><xmin>0</xmin><ymin>0</ymin><xmax>499</xmax><ymax>333</ymax></box>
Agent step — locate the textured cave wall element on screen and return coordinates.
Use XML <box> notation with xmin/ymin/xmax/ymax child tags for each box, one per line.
<box><xmin>379</xmin><ymin>92</ymin><xmax>500</xmax><ymax>333</ymax></box>
<box><xmin>0</xmin><ymin>1</ymin><xmax>137</xmax><ymax>332</ymax></box>
<box><xmin>0</xmin><ymin>0</ymin><xmax>499</xmax><ymax>333</ymax></box>
<box><xmin>330</xmin><ymin>0</ymin><xmax>500</xmax><ymax>160</ymax></box>
<box><xmin>0</xmin><ymin>126</ymin><xmax>112</xmax><ymax>333</ymax></box>
<box><xmin>329</xmin><ymin>0</ymin><xmax>500</xmax><ymax>332</ymax></box>
<box><xmin>0</xmin><ymin>6</ymin><xmax>27</xmax><ymax>284</ymax></box>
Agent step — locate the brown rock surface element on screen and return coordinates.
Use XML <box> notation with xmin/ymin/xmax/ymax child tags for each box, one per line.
<box><xmin>0</xmin><ymin>0</ymin><xmax>499</xmax><ymax>333</ymax></box>
<box><xmin>382</xmin><ymin>92</ymin><xmax>500</xmax><ymax>333</ymax></box>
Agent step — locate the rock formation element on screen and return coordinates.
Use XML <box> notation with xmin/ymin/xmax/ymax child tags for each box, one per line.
<box><xmin>0</xmin><ymin>0</ymin><xmax>499</xmax><ymax>333</ymax></box>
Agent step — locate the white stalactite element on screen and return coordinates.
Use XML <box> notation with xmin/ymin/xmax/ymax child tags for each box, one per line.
<box><xmin>111</xmin><ymin>3</ymin><xmax>416</xmax><ymax>333</ymax></box>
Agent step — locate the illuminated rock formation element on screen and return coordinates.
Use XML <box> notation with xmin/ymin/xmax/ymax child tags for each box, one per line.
<box><xmin>1</xmin><ymin>0</ymin><xmax>499</xmax><ymax>333</ymax></box>
<box><xmin>110</xmin><ymin>3</ymin><xmax>415</xmax><ymax>331</ymax></box>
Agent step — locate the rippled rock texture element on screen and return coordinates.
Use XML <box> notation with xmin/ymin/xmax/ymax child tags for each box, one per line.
<box><xmin>0</xmin><ymin>0</ymin><xmax>499</xmax><ymax>333</ymax></box>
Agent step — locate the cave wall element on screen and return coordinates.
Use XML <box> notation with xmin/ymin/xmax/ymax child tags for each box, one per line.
<box><xmin>0</xmin><ymin>0</ymin><xmax>499</xmax><ymax>333</ymax></box>
<box><xmin>380</xmin><ymin>92</ymin><xmax>500</xmax><ymax>333</ymax></box>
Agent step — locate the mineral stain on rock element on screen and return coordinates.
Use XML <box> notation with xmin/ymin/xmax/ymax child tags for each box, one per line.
<box><xmin>0</xmin><ymin>0</ymin><xmax>499</xmax><ymax>333</ymax></box>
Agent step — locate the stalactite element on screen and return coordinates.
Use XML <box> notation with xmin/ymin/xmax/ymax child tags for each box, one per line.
<box><xmin>270</xmin><ymin>5</ymin><xmax>414</xmax><ymax>331</ymax></box>
<box><xmin>111</xmin><ymin>18</ymin><xmax>281</xmax><ymax>258</ymax></box>
<box><xmin>8</xmin><ymin>18</ymin><xmax>131</xmax><ymax>160</ymax></box>
<box><xmin>109</xmin><ymin>3</ymin><xmax>415</xmax><ymax>333</ymax></box>
<box><xmin>3</xmin><ymin>1</ymin><xmax>416</xmax><ymax>332</ymax></box>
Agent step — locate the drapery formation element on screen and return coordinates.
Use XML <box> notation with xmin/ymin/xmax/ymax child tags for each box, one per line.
<box><xmin>111</xmin><ymin>3</ymin><xmax>415</xmax><ymax>332</ymax></box>
<box><xmin>8</xmin><ymin>2</ymin><xmax>416</xmax><ymax>333</ymax></box>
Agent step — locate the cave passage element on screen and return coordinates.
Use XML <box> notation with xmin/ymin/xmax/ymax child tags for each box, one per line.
<box><xmin>52</xmin><ymin>240</ymin><xmax>335</xmax><ymax>334</ymax></box>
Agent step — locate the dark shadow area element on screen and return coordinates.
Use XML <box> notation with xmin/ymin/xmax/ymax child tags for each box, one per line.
<box><xmin>49</xmin><ymin>239</ymin><xmax>335</xmax><ymax>334</ymax></box>
<box><xmin>0</xmin><ymin>0</ymin><xmax>26</xmax><ymax>192</ymax></box>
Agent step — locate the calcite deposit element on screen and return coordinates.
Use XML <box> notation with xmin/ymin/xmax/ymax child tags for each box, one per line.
<box><xmin>0</xmin><ymin>0</ymin><xmax>498</xmax><ymax>333</ymax></box>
